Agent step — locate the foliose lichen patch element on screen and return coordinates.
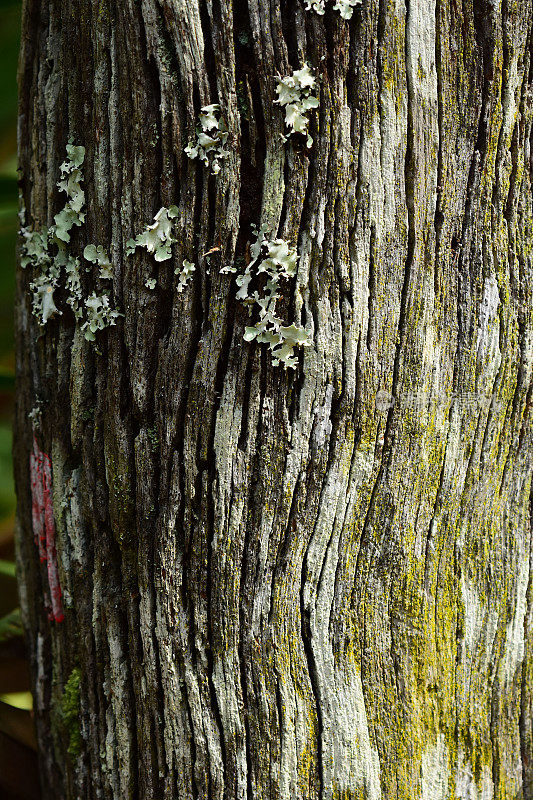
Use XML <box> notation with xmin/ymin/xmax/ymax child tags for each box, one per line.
<box><xmin>184</xmin><ymin>104</ymin><xmax>230</xmax><ymax>175</ymax></box>
<box><xmin>20</xmin><ymin>141</ymin><xmax>121</xmax><ymax>341</ymax></box>
<box><xmin>234</xmin><ymin>226</ymin><xmax>312</xmax><ymax>369</ymax></box>
<box><xmin>126</xmin><ymin>206</ymin><xmax>179</xmax><ymax>263</ymax></box>
<box><xmin>275</xmin><ymin>64</ymin><xmax>319</xmax><ymax>148</ymax></box>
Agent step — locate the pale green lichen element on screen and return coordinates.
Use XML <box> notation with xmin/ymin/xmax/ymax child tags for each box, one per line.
<box><xmin>235</xmin><ymin>227</ymin><xmax>311</xmax><ymax>369</ymax></box>
<box><xmin>81</xmin><ymin>293</ymin><xmax>121</xmax><ymax>341</ymax></box>
<box><xmin>80</xmin><ymin>245</ymin><xmax>118</xmax><ymax>335</ymax></box>
<box><xmin>184</xmin><ymin>104</ymin><xmax>229</xmax><ymax>175</ymax></box>
<box><xmin>175</xmin><ymin>259</ymin><xmax>195</xmax><ymax>293</ymax></box>
<box><xmin>83</xmin><ymin>244</ymin><xmax>113</xmax><ymax>279</ymax></box>
<box><xmin>275</xmin><ymin>64</ymin><xmax>319</xmax><ymax>147</ymax></box>
<box><xmin>145</xmin><ymin>277</ymin><xmax>157</xmax><ymax>290</ymax></box>
<box><xmin>29</xmin><ymin>259</ymin><xmax>61</xmax><ymax>324</ymax></box>
<box><xmin>20</xmin><ymin>142</ymin><xmax>121</xmax><ymax>341</ymax></box>
<box><xmin>19</xmin><ymin>224</ymin><xmax>49</xmax><ymax>270</ymax></box>
<box><xmin>126</xmin><ymin>206</ymin><xmax>179</xmax><ymax>262</ymax></box>
<box><xmin>305</xmin><ymin>0</ymin><xmax>362</xmax><ymax>19</ymax></box>
<box><xmin>19</xmin><ymin>212</ymin><xmax>62</xmax><ymax>325</ymax></box>
<box><xmin>63</xmin><ymin>255</ymin><xmax>84</xmax><ymax>320</ymax></box>
<box><xmin>54</xmin><ymin>144</ymin><xmax>86</xmax><ymax>243</ymax></box>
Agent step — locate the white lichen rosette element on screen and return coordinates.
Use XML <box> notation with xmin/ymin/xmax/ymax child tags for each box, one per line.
<box><xmin>83</xmin><ymin>244</ymin><xmax>113</xmax><ymax>279</ymax></box>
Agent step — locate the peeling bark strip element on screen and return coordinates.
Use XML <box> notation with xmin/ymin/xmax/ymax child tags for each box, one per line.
<box><xmin>13</xmin><ymin>0</ymin><xmax>533</xmax><ymax>798</ymax></box>
<box><xmin>29</xmin><ymin>437</ymin><xmax>64</xmax><ymax>624</ymax></box>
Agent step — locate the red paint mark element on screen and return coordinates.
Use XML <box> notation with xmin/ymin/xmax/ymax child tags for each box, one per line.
<box><xmin>30</xmin><ymin>437</ymin><xmax>64</xmax><ymax>623</ymax></box>
<box><xmin>30</xmin><ymin>442</ymin><xmax>46</xmax><ymax>562</ymax></box>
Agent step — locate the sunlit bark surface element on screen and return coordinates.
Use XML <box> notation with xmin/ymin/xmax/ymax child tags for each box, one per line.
<box><xmin>14</xmin><ymin>0</ymin><xmax>533</xmax><ymax>797</ymax></box>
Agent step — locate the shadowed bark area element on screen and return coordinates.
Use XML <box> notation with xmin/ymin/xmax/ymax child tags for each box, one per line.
<box><xmin>13</xmin><ymin>0</ymin><xmax>533</xmax><ymax>798</ymax></box>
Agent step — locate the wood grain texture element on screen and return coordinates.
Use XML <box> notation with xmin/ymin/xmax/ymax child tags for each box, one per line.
<box><xmin>14</xmin><ymin>0</ymin><xmax>533</xmax><ymax>798</ymax></box>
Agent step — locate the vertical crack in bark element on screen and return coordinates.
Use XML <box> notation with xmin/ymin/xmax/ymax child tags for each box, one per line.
<box><xmin>366</xmin><ymin>223</ymin><xmax>376</xmax><ymax>352</ymax></box>
<box><xmin>520</xmin><ymin>482</ymin><xmax>533</xmax><ymax>800</ymax></box>
<box><xmin>433</xmin><ymin>0</ymin><xmax>444</xmax><ymax>302</ymax></box>
<box><xmin>300</xmin><ymin>556</ymin><xmax>324</xmax><ymax>800</ymax></box>
<box><xmin>239</xmin><ymin>513</ymin><xmax>254</xmax><ymax>800</ymax></box>
<box><xmin>382</xmin><ymin>0</ymin><xmax>415</xmax><ymax>454</ymax></box>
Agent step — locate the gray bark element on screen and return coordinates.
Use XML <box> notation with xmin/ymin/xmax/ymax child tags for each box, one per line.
<box><xmin>13</xmin><ymin>0</ymin><xmax>533</xmax><ymax>798</ymax></box>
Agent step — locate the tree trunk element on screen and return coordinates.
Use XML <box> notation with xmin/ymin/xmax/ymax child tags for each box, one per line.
<box><xmin>13</xmin><ymin>0</ymin><xmax>533</xmax><ymax>797</ymax></box>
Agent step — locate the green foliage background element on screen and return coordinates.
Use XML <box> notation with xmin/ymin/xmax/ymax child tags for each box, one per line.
<box><xmin>0</xmin><ymin>0</ymin><xmax>25</xmax><ymax>687</ymax></box>
<box><xmin>0</xmin><ymin>7</ymin><xmax>42</xmax><ymax>797</ymax></box>
<box><xmin>0</xmin><ymin>0</ymin><xmax>19</xmax><ymax>536</ymax></box>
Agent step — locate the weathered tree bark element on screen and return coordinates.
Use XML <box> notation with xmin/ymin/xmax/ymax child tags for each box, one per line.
<box><xmin>13</xmin><ymin>0</ymin><xmax>533</xmax><ymax>797</ymax></box>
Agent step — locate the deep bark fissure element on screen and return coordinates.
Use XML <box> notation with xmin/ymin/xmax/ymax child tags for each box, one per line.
<box><xmin>300</xmin><ymin>569</ymin><xmax>324</xmax><ymax>800</ymax></box>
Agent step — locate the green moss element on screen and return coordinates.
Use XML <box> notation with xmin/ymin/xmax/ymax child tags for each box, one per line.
<box><xmin>61</xmin><ymin>667</ymin><xmax>82</xmax><ymax>758</ymax></box>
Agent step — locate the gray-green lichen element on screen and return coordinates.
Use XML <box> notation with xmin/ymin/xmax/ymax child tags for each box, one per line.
<box><xmin>126</xmin><ymin>206</ymin><xmax>179</xmax><ymax>262</ymax></box>
<box><xmin>19</xmin><ymin>142</ymin><xmax>120</xmax><ymax>341</ymax></box>
<box><xmin>54</xmin><ymin>144</ymin><xmax>86</xmax><ymax>243</ymax></box>
<box><xmin>184</xmin><ymin>104</ymin><xmax>230</xmax><ymax>175</ymax></box>
<box><xmin>83</xmin><ymin>244</ymin><xmax>113</xmax><ymax>279</ymax></box>
<box><xmin>175</xmin><ymin>259</ymin><xmax>195</xmax><ymax>293</ymax></box>
<box><xmin>235</xmin><ymin>227</ymin><xmax>312</xmax><ymax>368</ymax></box>
<box><xmin>275</xmin><ymin>64</ymin><xmax>319</xmax><ymax>148</ymax></box>
<box><xmin>81</xmin><ymin>292</ymin><xmax>121</xmax><ymax>341</ymax></box>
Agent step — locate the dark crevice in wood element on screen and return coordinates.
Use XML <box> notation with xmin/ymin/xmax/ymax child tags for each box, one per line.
<box><xmin>489</xmin><ymin>630</ymin><xmax>502</xmax><ymax>799</ymax></box>
<box><xmin>199</xmin><ymin>0</ymin><xmax>219</xmax><ymax>101</ymax></box>
<box><xmin>300</xmin><ymin>568</ymin><xmax>323</xmax><ymax>800</ymax></box>
<box><xmin>366</xmin><ymin>223</ymin><xmax>376</xmax><ymax>352</ymax></box>
<box><xmin>280</xmin><ymin>0</ymin><xmax>298</xmax><ymax>70</ymax></box>
<box><xmin>382</xmin><ymin>0</ymin><xmax>416</xmax><ymax>458</ymax></box>
<box><xmin>238</xmin><ymin>478</ymin><xmax>254</xmax><ymax>800</ymax></box>
<box><xmin>491</xmin><ymin>0</ymin><xmax>511</xmax><ymax>211</ymax></box>
<box><xmin>433</xmin><ymin>0</ymin><xmax>445</xmax><ymax>302</ymax></box>
<box><xmin>299</xmin><ymin>406</ymin><xmax>350</xmax><ymax>799</ymax></box>
<box><xmin>237</xmin><ymin>348</ymin><xmax>255</xmax><ymax>452</ymax></box>
<box><xmin>520</xmin><ymin>484</ymin><xmax>533</xmax><ymax>800</ymax></box>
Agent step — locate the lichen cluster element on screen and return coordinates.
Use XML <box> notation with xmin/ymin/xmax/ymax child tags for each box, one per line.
<box><xmin>54</xmin><ymin>144</ymin><xmax>86</xmax><ymax>243</ymax></box>
<box><xmin>127</xmin><ymin>207</ymin><xmax>197</xmax><ymax>292</ymax></box>
<box><xmin>20</xmin><ymin>142</ymin><xmax>120</xmax><ymax>340</ymax></box>
<box><xmin>235</xmin><ymin>227</ymin><xmax>311</xmax><ymax>369</ymax></box>
<box><xmin>305</xmin><ymin>0</ymin><xmax>362</xmax><ymax>19</ymax></box>
<box><xmin>126</xmin><ymin>206</ymin><xmax>179</xmax><ymax>263</ymax></box>
<box><xmin>180</xmin><ymin>82</ymin><xmax>317</xmax><ymax>367</ymax></box>
<box><xmin>83</xmin><ymin>244</ymin><xmax>113</xmax><ymax>279</ymax></box>
<box><xmin>22</xmin><ymin>85</ymin><xmax>318</xmax><ymax>369</ymax></box>
<box><xmin>81</xmin><ymin>292</ymin><xmax>121</xmax><ymax>342</ymax></box>
<box><xmin>176</xmin><ymin>259</ymin><xmax>196</xmax><ymax>293</ymax></box>
<box><xmin>275</xmin><ymin>64</ymin><xmax>319</xmax><ymax>148</ymax></box>
<box><xmin>184</xmin><ymin>104</ymin><xmax>230</xmax><ymax>175</ymax></box>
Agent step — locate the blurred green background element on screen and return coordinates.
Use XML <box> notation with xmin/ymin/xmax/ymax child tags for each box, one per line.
<box><xmin>0</xmin><ymin>2</ymin><xmax>41</xmax><ymax>798</ymax></box>
<box><xmin>0</xmin><ymin>0</ymin><xmax>18</xmax><ymax>533</ymax></box>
